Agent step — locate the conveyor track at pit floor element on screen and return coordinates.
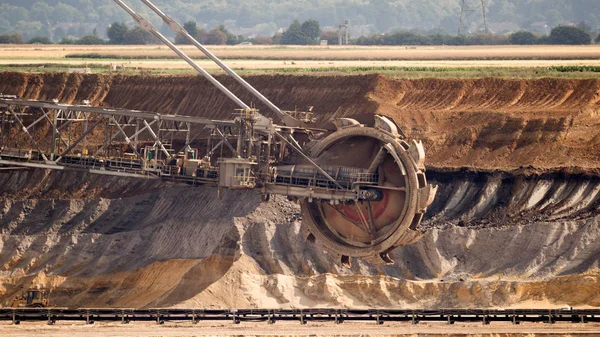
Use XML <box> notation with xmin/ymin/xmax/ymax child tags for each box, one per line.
<box><xmin>1</xmin><ymin>308</ymin><xmax>599</xmax><ymax>325</ymax></box>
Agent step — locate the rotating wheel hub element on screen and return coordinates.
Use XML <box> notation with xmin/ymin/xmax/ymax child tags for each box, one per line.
<box><xmin>300</xmin><ymin>115</ymin><xmax>436</xmax><ymax>266</ymax></box>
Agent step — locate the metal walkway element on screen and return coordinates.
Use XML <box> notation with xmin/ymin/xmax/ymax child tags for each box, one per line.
<box><xmin>1</xmin><ymin>308</ymin><xmax>598</xmax><ymax>325</ymax></box>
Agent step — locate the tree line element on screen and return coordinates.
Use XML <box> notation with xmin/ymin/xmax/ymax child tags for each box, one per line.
<box><xmin>354</xmin><ymin>25</ymin><xmax>597</xmax><ymax>46</ymax></box>
<box><xmin>1</xmin><ymin>0</ymin><xmax>599</xmax><ymax>41</ymax></box>
<box><xmin>1</xmin><ymin>20</ymin><xmax>598</xmax><ymax>46</ymax></box>
<box><xmin>173</xmin><ymin>22</ymin><xmax>245</xmax><ymax>45</ymax></box>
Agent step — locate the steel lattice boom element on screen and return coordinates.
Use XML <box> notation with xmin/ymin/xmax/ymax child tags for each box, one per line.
<box><xmin>0</xmin><ymin>0</ymin><xmax>437</xmax><ymax>266</ymax></box>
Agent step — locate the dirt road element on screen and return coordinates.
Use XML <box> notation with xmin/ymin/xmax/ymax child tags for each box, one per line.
<box><xmin>1</xmin><ymin>321</ymin><xmax>600</xmax><ymax>337</ymax></box>
<box><xmin>3</xmin><ymin>44</ymin><xmax>600</xmax><ymax>60</ymax></box>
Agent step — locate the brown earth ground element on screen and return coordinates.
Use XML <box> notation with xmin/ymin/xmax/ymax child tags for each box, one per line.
<box><xmin>1</xmin><ymin>72</ymin><xmax>599</xmax><ymax>170</ymax></box>
<box><xmin>1</xmin><ymin>321</ymin><xmax>600</xmax><ymax>337</ymax></box>
<box><xmin>0</xmin><ymin>72</ymin><xmax>600</xmax><ymax>311</ymax></box>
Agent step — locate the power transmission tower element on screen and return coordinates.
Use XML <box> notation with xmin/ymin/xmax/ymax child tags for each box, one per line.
<box><xmin>458</xmin><ymin>0</ymin><xmax>489</xmax><ymax>35</ymax></box>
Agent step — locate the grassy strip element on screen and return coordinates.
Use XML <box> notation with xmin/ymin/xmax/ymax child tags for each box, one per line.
<box><xmin>3</xmin><ymin>64</ymin><xmax>600</xmax><ymax>79</ymax></box>
<box><xmin>237</xmin><ymin>66</ymin><xmax>481</xmax><ymax>73</ymax></box>
<box><xmin>0</xmin><ymin>64</ymin><xmax>518</xmax><ymax>72</ymax></box>
<box><xmin>233</xmin><ymin>66</ymin><xmax>600</xmax><ymax>78</ymax></box>
<box><xmin>0</xmin><ymin>63</ymin><xmax>111</xmax><ymax>69</ymax></box>
<box><xmin>64</xmin><ymin>53</ymin><xmax>600</xmax><ymax>61</ymax></box>
<box><xmin>549</xmin><ymin>65</ymin><xmax>600</xmax><ymax>72</ymax></box>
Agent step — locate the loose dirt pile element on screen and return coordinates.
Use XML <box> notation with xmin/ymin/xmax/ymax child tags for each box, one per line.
<box><xmin>1</xmin><ymin>72</ymin><xmax>599</xmax><ymax>309</ymax></box>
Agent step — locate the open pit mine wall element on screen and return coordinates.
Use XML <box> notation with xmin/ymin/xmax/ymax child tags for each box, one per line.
<box><xmin>1</xmin><ymin>72</ymin><xmax>600</xmax><ymax>308</ymax></box>
<box><xmin>2</xmin><ymin>72</ymin><xmax>600</xmax><ymax>170</ymax></box>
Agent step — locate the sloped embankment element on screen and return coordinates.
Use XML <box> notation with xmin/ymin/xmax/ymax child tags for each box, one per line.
<box><xmin>0</xmin><ymin>72</ymin><xmax>600</xmax><ymax>308</ymax></box>
<box><xmin>1</xmin><ymin>168</ymin><xmax>599</xmax><ymax>308</ymax></box>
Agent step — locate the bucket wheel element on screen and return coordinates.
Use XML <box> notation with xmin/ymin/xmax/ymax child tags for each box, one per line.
<box><xmin>300</xmin><ymin>115</ymin><xmax>436</xmax><ymax>266</ymax></box>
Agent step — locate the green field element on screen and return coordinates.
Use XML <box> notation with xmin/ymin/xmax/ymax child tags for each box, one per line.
<box><xmin>2</xmin><ymin>44</ymin><xmax>600</xmax><ymax>78</ymax></box>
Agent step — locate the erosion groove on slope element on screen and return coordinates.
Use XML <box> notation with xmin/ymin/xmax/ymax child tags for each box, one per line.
<box><xmin>424</xmin><ymin>169</ymin><xmax>600</xmax><ymax>228</ymax></box>
<box><xmin>0</xmin><ymin>168</ymin><xmax>599</xmax><ymax>308</ymax></box>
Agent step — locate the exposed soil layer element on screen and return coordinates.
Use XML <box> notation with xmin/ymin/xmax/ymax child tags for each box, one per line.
<box><xmin>1</xmin><ymin>72</ymin><xmax>600</xmax><ymax>170</ymax></box>
<box><xmin>1</xmin><ymin>72</ymin><xmax>600</xmax><ymax>309</ymax></box>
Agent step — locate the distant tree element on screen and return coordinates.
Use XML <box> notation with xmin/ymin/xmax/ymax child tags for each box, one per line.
<box><xmin>251</xmin><ymin>36</ymin><xmax>272</xmax><ymax>45</ymax></box>
<box><xmin>595</xmin><ymin>33</ymin><xmax>600</xmax><ymax>44</ymax></box>
<box><xmin>107</xmin><ymin>22</ymin><xmax>128</xmax><ymax>44</ymax></box>
<box><xmin>52</xmin><ymin>3</ymin><xmax>80</xmax><ymax>23</ymax></box>
<box><xmin>232</xmin><ymin>34</ymin><xmax>245</xmax><ymax>45</ymax></box>
<box><xmin>320</xmin><ymin>30</ymin><xmax>338</xmax><ymax>45</ymax></box>
<box><xmin>30</xmin><ymin>2</ymin><xmax>51</xmax><ymax>24</ymax></box>
<box><xmin>447</xmin><ymin>35</ymin><xmax>468</xmax><ymax>45</ymax></box>
<box><xmin>509</xmin><ymin>31</ymin><xmax>538</xmax><ymax>45</ymax></box>
<box><xmin>14</xmin><ymin>20</ymin><xmax>42</xmax><ymax>40</ymax></box>
<box><xmin>537</xmin><ymin>35</ymin><xmax>552</xmax><ymax>44</ymax></box>
<box><xmin>281</xmin><ymin>19</ymin><xmax>322</xmax><ymax>45</ymax></box>
<box><xmin>77</xmin><ymin>35</ymin><xmax>104</xmax><ymax>45</ymax></box>
<box><xmin>184</xmin><ymin>21</ymin><xmax>199</xmax><ymax>36</ymax></box>
<box><xmin>34</xmin><ymin>25</ymin><xmax>52</xmax><ymax>38</ymax></box>
<box><xmin>384</xmin><ymin>31</ymin><xmax>431</xmax><ymax>45</ymax></box>
<box><xmin>3</xmin><ymin>0</ymin><xmax>600</xmax><ymax>42</ymax></box>
<box><xmin>0</xmin><ymin>33</ymin><xmax>23</xmax><ymax>44</ymax></box>
<box><xmin>0</xmin><ymin>5</ymin><xmax>29</xmax><ymax>26</ymax></box>
<box><xmin>175</xmin><ymin>21</ymin><xmax>199</xmax><ymax>44</ymax></box>
<box><xmin>467</xmin><ymin>34</ymin><xmax>509</xmax><ymax>45</ymax></box>
<box><xmin>271</xmin><ymin>32</ymin><xmax>283</xmax><ymax>44</ymax></box>
<box><xmin>428</xmin><ymin>33</ymin><xmax>465</xmax><ymax>45</ymax></box>
<box><xmin>549</xmin><ymin>25</ymin><xmax>592</xmax><ymax>45</ymax></box>
<box><xmin>29</xmin><ymin>36</ymin><xmax>52</xmax><ymax>44</ymax></box>
<box><xmin>122</xmin><ymin>26</ymin><xmax>153</xmax><ymax>45</ymax></box>
<box><xmin>204</xmin><ymin>28</ymin><xmax>227</xmax><ymax>45</ymax></box>
<box><xmin>217</xmin><ymin>25</ymin><xmax>243</xmax><ymax>45</ymax></box>
<box><xmin>281</xmin><ymin>20</ymin><xmax>309</xmax><ymax>45</ymax></box>
<box><xmin>354</xmin><ymin>33</ymin><xmax>385</xmax><ymax>45</ymax></box>
<box><xmin>576</xmin><ymin>21</ymin><xmax>593</xmax><ymax>35</ymax></box>
<box><xmin>354</xmin><ymin>31</ymin><xmax>519</xmax><ymax>46</ymax></box>
<box><xmin>301</xmin><ymin>19</ymin><xmax>321</xmax><ymax>44</ymax></box>
<box><xmin>59</xmin><ymin>36</ymin><xmax>77</xmax><ymax>44</ymax></box>
<box><xmin>196</xmin><ymin>29</ymin><xmax>207</xmax><ymax>44</ymax></box>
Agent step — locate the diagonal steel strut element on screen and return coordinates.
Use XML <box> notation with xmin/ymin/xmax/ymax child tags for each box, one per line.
<box><xmin>106</xmin><ymin>116</ymin><xmax>146</xmax><ymax>164</ymax></box>
<box><xmin>55</xmin><ymin>117</ymin><xmax>105</xmax><ymax>162</ymax></box>
<box><xmin>138</xmin><ymin>0</ymin><xmax>300</xmax><ymax>127</ymax></box>
<box><xmin>274</xmin><ymin>131</ymin><xmax>344</xmax><ymax>190</ymax></box>
<box><xmin>112</xmin><ymin>0</ymin><xmax>251</xmax><ymax>113</ymax></box>
<box><xmin>92</xmin><ymin>119</ymin><xmax>157</xmax><ymax>157</ymax></box>
<box><xmin>7</xmin><ymin>106</ymin><xmax>48</xmax><ymax>162</ymax></box>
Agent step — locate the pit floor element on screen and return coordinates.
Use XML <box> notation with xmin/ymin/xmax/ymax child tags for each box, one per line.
<box><xmin>1</xmin><ymin>320</ymin><xmax>599</xmax><ymax>336</ymax></box>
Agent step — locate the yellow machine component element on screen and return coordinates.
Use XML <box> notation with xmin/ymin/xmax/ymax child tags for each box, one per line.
<box><xmin>11</xmin><ymin>288</ymin><xmax>51</xmax><ymax>308</ymax></box>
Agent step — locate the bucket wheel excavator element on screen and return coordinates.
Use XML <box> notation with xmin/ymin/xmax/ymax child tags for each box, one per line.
<box><xmin>0</xmin><ymin>0</ymin><xmax>436</xmax><ymax>266</ymax></box>
<box><xmin>300</xmin><ymin>118</ymin><xmax>435</xmax><ymax>264</ymax></box>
